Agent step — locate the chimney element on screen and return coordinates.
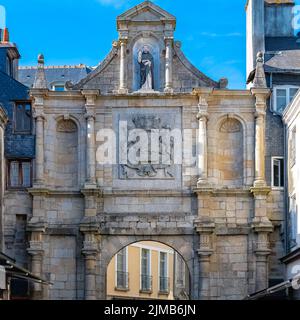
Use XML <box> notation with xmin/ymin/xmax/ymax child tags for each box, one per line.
<box><xmin>2</xmin><ymin>28</ymin><xmax>9</xmax><ymax>42</ymax></box>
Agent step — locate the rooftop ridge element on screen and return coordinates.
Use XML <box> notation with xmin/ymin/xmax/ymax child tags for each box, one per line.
<box><xmin>18</xmin><ymin>64</ymin><xmax>89</xmax><ymax>70</ymax></box>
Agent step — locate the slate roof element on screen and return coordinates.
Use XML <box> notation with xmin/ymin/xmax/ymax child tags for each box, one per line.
<box><xmin>18</xmin><ymin>64</ymin><xmax>92</xmax><ymax>89</ymax></box>
<box><xmin>264</xmin><ymin>50</ymin><xmax>300</xmax><ymax>73</ymax></box>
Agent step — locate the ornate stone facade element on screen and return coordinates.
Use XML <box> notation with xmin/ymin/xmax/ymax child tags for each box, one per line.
<box><xmin>2</xmin><ymin>1</ymin><xmax>285</xmax><ymax>300</ymax></box>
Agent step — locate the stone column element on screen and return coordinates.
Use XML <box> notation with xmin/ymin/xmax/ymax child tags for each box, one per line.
<box><xmin>197</xmin><ymin>97</ymin><xmax>209</xmax><ymax>186</ymax></box>
<box><xmin>31</xmin><ymin>91</ymin><xmax>47</xmax><ymax>186</ymax></box>
<box><xmin>251</xmin><ymin>188</ymin><xmax>273</xmax><ymax>292</ymax></box>
<box><xmin>255</xmin><ymin>230</ymin><xmax>272</xmax><ymax>291</ymax></box>
<box><xmin>82</xmin><ymin>90</ymin><xmax>99</xmax><ymax>188</ymax></box>
<box><xmin>27</xmin><ymin>227</ymin><xmax>46</xmax><ymax>300</ymax></box>
<box><xmin>164</xmin><ymin>37</ymin><xmax>173</xmax><ymax>93</ymax></box>
<box><xmin>80</xmin><ymin>229</ymin><xmax>99</xmax><ymax>300</ymax></box>
<box><xmin>80</xmin><ymin>188</ymin><xmax>102</xmax><ymax>300</ymax></box>
<box><xmin>35</xmin><ymin>115</ymin><xmax>45</xmax><ymax>185</ymax></box>
<box><xmin>195</xmin><ymin>218</ymin><xmax>215</xmax><ymax>300</ymax></box>
<box><xmin>86</xmin><ymin>114</ymin><xmax>96</xmax><ymax>185</ymax></box>
<box><xmin>251</xmin><ymin>88</ymin><xmax>270</xmax><ymax>187</ymax></box>
<box><xmin>119</xmin><ymin>38</ymin><xmax>128</xmax><ymax>94</ymax></box>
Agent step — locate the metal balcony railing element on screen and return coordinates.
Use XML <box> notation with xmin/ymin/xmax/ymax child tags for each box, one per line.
<box><xmin>159</xmin><ymin>276</ymin><xmax>170</xmax><ymax>294</ymax></box>
<box><xmin>140</xmin><ymin>274</ymin><xmax>153</xmax><ymax>292</ymax></box>
<box><xmin>116</xmin><ymin>271</ymin><xmax>129</xmax><ymax>290</ymax></box>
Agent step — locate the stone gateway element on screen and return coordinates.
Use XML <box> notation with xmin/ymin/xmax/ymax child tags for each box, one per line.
<box><xmin>3</xmin><ymin>1</ymin><xmax>285</xmax><ymax>300</ymax></box>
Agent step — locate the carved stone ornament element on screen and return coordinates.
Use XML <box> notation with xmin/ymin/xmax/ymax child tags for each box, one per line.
<box><xmin>121</xmin><ymin>114</ymin><xmax>175</xmax><ymax>179</ymax></box>
<box><xmin>220</xmin><ymin>118</ymin><xmax>241</xmax><ymax>133</ymax></box>
<box><xmin>57</xmin><ymin>120</ymin><xmax>77</xmax><ymax>133</ymax></box>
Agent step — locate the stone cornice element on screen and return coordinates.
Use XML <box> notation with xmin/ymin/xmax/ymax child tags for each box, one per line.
<box><xmin>250</xmin><ymin>186</ymin><xmax>272</xmax><ymax>197</ymax></box>
<box><xmin>26</xmin><ymin>219</ymin><xmax>47</xmax><ymax>233</ymax></box>
<box><xmin>250</xmin><ymin>87</ymin><xmax>270</xmax><ymax>97</ymax></box>
<box><xmin>30</xmin><ymin>88</ymin><xmax>49</xmax><ymax>98</ymax></box>
<box><xmin>251</xmin><ymin>220</ymin><xmax>274</xmax><ymax>233</ymax></box>
<box><xmin>103</xmin><ymin>189</ymin><xmax>193</xmax><ymax>198</ymax></box>
<box><xmin>194</xmin><ymin>187</ymin><xmax>252</xmax><ymax>196</ymax></box>
<box><xmin>81</xmin><ymin>187</ymin><xmax>103</xmax><ymax>198</ymax></box>
<box><xmin>28</xmin><ymin>188</ymin><xmax>84</xmax><ymax>197</ymax></box>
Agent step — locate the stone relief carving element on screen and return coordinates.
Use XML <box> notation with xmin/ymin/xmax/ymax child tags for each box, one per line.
<box><xmin>120</xmin><ymin>114</ymin><xmax>175</xmax><ymax>180</ymax></box>
<box><xmin>220</xmin><ymin>118</ymin><xmax>241</xmax><ymax>133</ymax></box>
<box><xmin>57</xmin><ymin>120</ymin><xmax>77</xmax><ymax>133</ymax></box>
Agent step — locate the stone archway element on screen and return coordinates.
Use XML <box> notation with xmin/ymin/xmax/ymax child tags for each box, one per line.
<box><xmin>97</xmin><ymin>234</ymin><xmax>198</xmax><ymax>300</ymax></box>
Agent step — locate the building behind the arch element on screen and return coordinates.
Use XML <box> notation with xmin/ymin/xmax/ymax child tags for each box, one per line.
<box><xmin>1</xmin><ymin>1</ymin><xmax>287</xmax><ymax>300</ymax></box>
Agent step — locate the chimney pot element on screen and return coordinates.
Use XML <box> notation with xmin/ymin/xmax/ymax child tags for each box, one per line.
<box><xmin>3</xmin><ymin>28</ymin><xmax>9</xmax><ymax>42</ymax></box>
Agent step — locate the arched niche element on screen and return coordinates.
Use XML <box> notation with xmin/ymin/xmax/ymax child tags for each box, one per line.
<box><xmin>217</xmin><ymin>117</ymin><xmax>244</xmax><ymax>187</ymax></box>
<box><xmin>55</xmin><ymin>119</ymin><xmax>78</xmax><ymax>188</ymax></box>
<box><xmin>132</xmin><ymin>36</ymin><xmax>161</xmax><ymax>92</ymax></box>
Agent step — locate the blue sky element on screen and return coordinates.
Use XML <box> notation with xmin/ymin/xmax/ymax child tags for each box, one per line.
<box><xmin>0</xmin><ymin>0</ymin><xmax>299</xmax><ymax>89</ymax></box>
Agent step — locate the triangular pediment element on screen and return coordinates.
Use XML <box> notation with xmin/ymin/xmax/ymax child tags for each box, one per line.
<box><xmin>117</xmin><ymin>1</ymin><xmax>176</xmax><ymax>25</ymax></box>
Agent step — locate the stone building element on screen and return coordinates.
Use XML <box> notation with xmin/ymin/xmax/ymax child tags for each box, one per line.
<box><xmin>282</xmin><ymin>90</ymin><xmax>300</xmax><ymax>299</ymax></box>
<box><xmin>16</xmin><ymin>1</ymin><xmax>285</xmax><ymax>300</ymax></box>
<box><xmin>247</xmin><ymin>0</ymin><xmax>300</xmax><ymax>295</ymax></box>
<box><xmin>0</xmin><ymin>29</ymin><xmax>34</xmax><ymax>274</ymax></box>
<box><xmin>0</xmin><ymin>105</ymin><xmax>7</xmax><ymax>252</ymax></box>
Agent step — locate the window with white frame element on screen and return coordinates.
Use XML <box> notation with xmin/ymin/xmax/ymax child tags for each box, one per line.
<box><xmin>272</xmin><ymin>157</ymin><xmax>284</xmax><ymax>188</ymax></box>
<box><xmin>159</xmin><ymin>252</ymin><xmax>169</xmax><ymax>293</ymax></box>
<box><xmin>140</xmin><ymin>248</ymin><xmax>151</xmax><ymax>291</ymax></box>
<box><xmin>51</xmin><ymin>83</ymin><xmax>65</xmax><ymax>92</ymax></box>
<box><xmin>116</xmin><ymin>248</ymin><xmax>128</xmax><ymax>290</ymax></box>
<box><xmin>273</xmin><ymin>86</ymin><xmax>299</xmax><ymax>114</ymax></box>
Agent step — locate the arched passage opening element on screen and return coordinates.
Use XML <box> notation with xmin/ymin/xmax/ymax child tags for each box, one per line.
<box><xmin>105</xmin><ymin>240</ymin><xmax>191</xmax><ymax>300</ymax></box>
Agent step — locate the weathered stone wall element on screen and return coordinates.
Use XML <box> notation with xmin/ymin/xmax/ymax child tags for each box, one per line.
<box><xmin>4</xmin><ymin>191</ymin><xmax>32</xmax><ymax>267</ymax></box>
<box><xmin>25</xmin><ymin>89</ymin><xmax>285</xmax><ymax>300</ymax></box>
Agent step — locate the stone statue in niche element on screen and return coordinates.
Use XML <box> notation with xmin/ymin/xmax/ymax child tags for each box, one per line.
<box><xmin>138</xmin><ymin>45</ymin><xmax>154</xmax><ymax>90</ymax></box>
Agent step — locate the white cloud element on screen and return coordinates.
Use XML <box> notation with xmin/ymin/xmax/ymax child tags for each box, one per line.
<box><xmin>96</xmin><ymin>0</ymin><xmax>129</xmax><ymax>9</ymax></box>
<box><xmin>200</xmin><ymin>32</ymin><xmax>243</xmax><ymax>38</ymax></box>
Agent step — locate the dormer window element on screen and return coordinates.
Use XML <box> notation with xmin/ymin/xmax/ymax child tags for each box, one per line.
<box><xmin>51</xmin><ymin>82</ymin><xmax>65</xmax><ymax>91</ymax></box>
<box><xmin>6</xmin><ymin>55</ymin><xmax>13</xmax><ymax>76</ymax></box>
<box><xmin>14</xmin><ymin>102</ymin><xmax>32</xmax><ymax>134</ymax></box>
<box><xmin>273</xmin><ymin>86</ymin><xmax>299</xmax><ymax>114</ymax></box>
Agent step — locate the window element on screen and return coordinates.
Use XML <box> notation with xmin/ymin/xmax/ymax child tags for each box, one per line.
<box><xmin>7</xmin><ymin>160</ymin><xmax>32</xmax><ymax>189</ymax></box>
<box><xmin>51</xmin><ymin>83</ymin><xmax>65</xmax><ymax>91</ymax></box>
<box><xmin>159</xmin><ymin>252</ymin><xmax>169</xmax><ymax>293</ymax></box>
<box><xmin>290</xmin><ymin>127</ymin><xmax>296</xmax><ymax>168</ymax></box>
<box><xmin>116</xmin><ymin>248</ymin><xmax>128</xmax><ymax>290</ymax></box>
<box><xmin>272</xmin><ymin>157</ymin><xmax>284</xmax><ymax>188</ymax></box>
<box><xmin>14</xmin><ymin>103</ymin><xmax>32</xmax><ymax>133</ymax></box>
<box><xmin>289</xmin><ymin>196</ymin><xmax>298</xmax><ymax>249</ymax></box>
<box><xmin>6</xmin><ymin>56</ymin><xmax>13</xmax><ymax>76</ymax></box>
<box><xmin>175</xmin><ymin>253</ymin><xmax>185</xmax><ymax>288</ymax></box>
<box><xmin>140</xmin><ymin>248</ymin><xmax>151</xmax><ymax>292</ymax></box>
<box><xmin>273</xmin><ymin>86</ymin><xmax>299</xmax><ymax>114</ymax></box>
